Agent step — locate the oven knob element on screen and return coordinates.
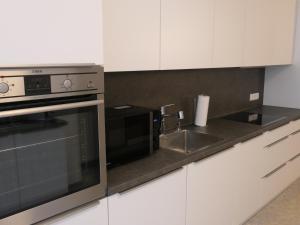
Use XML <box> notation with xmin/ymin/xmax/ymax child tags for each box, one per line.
<box><xmin>63</xmin><ymin>79</ymin><xmax>72</xmax><ymax>89</ymax></box>
<box><xmin>0</xmin><ymin>82</ymin><xmax>9</xmax><ymax>94</ymax></box>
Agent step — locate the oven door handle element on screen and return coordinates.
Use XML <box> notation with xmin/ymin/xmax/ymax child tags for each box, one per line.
<box><xmin>0</xmin><ymin>99</ymin><xmax>104</xmax><ymax>118</ymax></box>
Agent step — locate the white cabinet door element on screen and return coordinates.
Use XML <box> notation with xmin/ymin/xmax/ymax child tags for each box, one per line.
<box><xmin>0</xmin><ymin>0</ymin><xmax>103</xmax><ymax>66</ymax></box>
<box><xmin>243</xmin><ymin>0</ymin><xmax>274</xmax><ymax>66</ymax></box>
<box><xmin>38</xmin><ymin>199</ymin><xmax>108</xmax><ymax>225</ymax></box>
<box><xmin>270</xmin><ymin>0</ymin><xmax>297</xmax><ymax>65</ymax></box>
<box><xmin>244</xmin><ymin>0</ymin><xmax>296</xmax><ymax>66</ymax></box>
<box><xmin>213</xmin><ymin>0</ymin><xmax>245</xmax><ymax>67</ymax></box>
<box><xmin>108</xmin><ymin>167</ymin><xmax>187</xmax><ymax>225</ymax></box>
<box><xmin>186</xmin><ymin>148</ymin><xmax>241</xmax><ymax>225</ymax></box>
<box><xmin>161</xmin><ymin>0</ymin><xmax>214</xmax><ymax>70</ymax></box>
<box><xmin>233</xmin><ymin>140</ymin><xmax>265</xmax><ymax>224</ymax></box>
<box><xmin>186</xmin><ymin>139</ymin><xmax>266</xmax><ymax>225</ymax></box>
<box><xmin>103</xmin><ymin>0</ymin><xmax>160</xmax><ymax>72</ymax></box>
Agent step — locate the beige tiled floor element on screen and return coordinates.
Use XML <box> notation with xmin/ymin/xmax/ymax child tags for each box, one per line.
<box><xmin>244</xmin><ymin>178</ymin><xmax>300</xmax><ymax>225</ymax></box>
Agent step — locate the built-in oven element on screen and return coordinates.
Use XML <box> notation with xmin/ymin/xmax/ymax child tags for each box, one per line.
<box><xmin>0</xmin><ymin>65</ymin><xmax>106</xmax><ymax>225</ymax></box>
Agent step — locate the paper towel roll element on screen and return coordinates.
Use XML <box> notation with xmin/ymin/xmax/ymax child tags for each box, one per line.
<box><xmin>195</xmin><ymin>95</ymin><xmax>210</xmax><ymax>127</ymax></box>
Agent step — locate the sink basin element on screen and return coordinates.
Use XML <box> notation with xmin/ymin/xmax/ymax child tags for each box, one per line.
<box><xmin>160</xmin><ymin>130</ymin><xmax>223</xmax><ymax>154</ymax></box>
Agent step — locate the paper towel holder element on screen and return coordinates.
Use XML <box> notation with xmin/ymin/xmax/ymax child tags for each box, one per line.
<box><xmin>194</xmin><ymin>95</ymin><xmax>210</xmax><ymax>127</ymax></box>
<box><xmin>193</xmin><ymin>95</ymin><xmax>205</xmax><ymax>116</ymax></box>
<box><xmin>193</xmin><ymin>94</ymin><xmax>206</xmax><ymax>111</ymax></box>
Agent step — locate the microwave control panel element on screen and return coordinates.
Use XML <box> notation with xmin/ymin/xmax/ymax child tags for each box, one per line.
<box><xmin>0</xmin><ymin>73</ymin><xmax>101</xmax><ymax>98</ymax></box>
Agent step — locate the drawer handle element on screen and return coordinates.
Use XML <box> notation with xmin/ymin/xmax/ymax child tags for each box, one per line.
<box><xmin>265</xmin><ymin>136</ymin><xmax>289</xmax><ymax>149</ymax></box>
<box><xmin>262</xmin><ymin>163</ymin><xmax>287</xmax><ymax>179</ymax></box>
<box><xmin>289</xmin><ymin>153</ymin><xmax>300</xmax><ymax>162</ymax></box>
<box><xmin>117</xmin><ymin>167</ymin><xmax>184</xmax><ymax>195</ymax></box>
<box><xmin>290</xmin><ymin>129</ymin><xmax>300</xmax><ymax>136</ymax></box>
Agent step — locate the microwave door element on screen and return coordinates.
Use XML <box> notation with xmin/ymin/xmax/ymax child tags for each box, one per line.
<box><xmin>125</xmin><ymin>114</ymin><xmax>150</xmax><ymax>148</ymax></box>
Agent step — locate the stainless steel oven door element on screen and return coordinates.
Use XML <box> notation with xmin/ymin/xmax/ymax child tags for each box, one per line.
<box><xmin>0</xmin><ymin>94</ymin><xmax>106</xmax><ymax>225</ymax></box>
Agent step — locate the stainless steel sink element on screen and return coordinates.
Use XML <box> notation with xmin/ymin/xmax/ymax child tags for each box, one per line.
<box><xmin>160</xmin><ymin>130</ymin><xmax>223</xmax><ymax>154</ymax></box>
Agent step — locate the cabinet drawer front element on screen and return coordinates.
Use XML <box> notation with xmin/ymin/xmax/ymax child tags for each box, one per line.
<box><xmin>260</xmin><ymin>162</ymin><xmax>292</xmax><ymax>206</ymax></box>
<box><xmin>288</xmin><ymin>151</ymin><xmax>300</xmax><ymax>183</ymax></box>
<box><xmin>260</xmin><ymin>134</ymin><xmax>300</xmax><ymax>176</ymax></box>
<box><xmin>262</xmin><ymin>120</ymin><xmax>300</xmax><ymax>147</ymax></box>
<box><xmin>238</xmin><ymin>119</ymin><xmax>300</xmax><ymax>152</ymax></box>
<box><xmin>287</xmin><ymin>128</ymin><xmax>300</xmax><ymax>157</ymax></box>
<box><xmin>259</xmin><ymin>120</ymin><xmax>300</xmax><ymax>176</ymax></box>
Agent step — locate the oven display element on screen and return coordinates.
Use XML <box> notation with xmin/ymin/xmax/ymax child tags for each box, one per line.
<box><xmin>25</xmin><ymin>75</ymin><xmax>51</xmax><ymax>96</ymax></box>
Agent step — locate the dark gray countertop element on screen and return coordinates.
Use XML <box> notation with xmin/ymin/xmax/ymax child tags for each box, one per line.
<box><xmin>107</xmin><ymin>105</ymin><xmax>300</xmax><ymax>195</ymax></box>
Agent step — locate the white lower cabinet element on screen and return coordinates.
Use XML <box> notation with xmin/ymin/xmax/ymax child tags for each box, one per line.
<box><xmin>111</xmin><ymin>121</ymin><xmax>300</xmax><ymax>225</ymax></box>
<box><xmin>186</xmin><ymin>142</ymin><xmax>263</xmax><ymax>225</ymax></box>
<box><xmin>186</xmin><ymin>120</ymin><xmax>300</xmax><ymax>225</ymax></box>
<box><xmin>287</xmin><ymin>130</ymin><xmax>300</xmax><ymax>183</ymax></box>
<box><xmin>288</xmin><ymin>152</ymin><xmax>300</xmax><ymax>185</ymax></box>
<box><xmin>39</xmin><ymin>120</ymin><xmax>300</xmax><ymax>225</ymax></box>
<box><xmin>260</xmin><ymin>160</ymin><xmax>292</xmax><ymax>206</ymax></box>
<box><xmin>108</xmin><ymin>167</ymin><xmax>187</xmax><ymax>225</ymax></box>
<box><xmin>259</xmin><ymin>126</ymin><xmax>300</xmax><ymax>206</ymax></box>
<box><xmin>38</xmin><ymin>199</ymin><xmax>108</xmax><ymax>225</ymax></box>
<box><xmin>186</xmin><ymin>147</ymin><xmax>243</xmax><ymax>225</ymax></box>
<box><xmin>232</xmin><ymin>140</ymin><xmax>265</xmax><ymax>224</ymax></box>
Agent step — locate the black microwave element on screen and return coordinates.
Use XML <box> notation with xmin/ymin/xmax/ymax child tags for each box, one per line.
<box><xmin>105</xmin><ymin>105</ymin><xmax>161</xmax><ymax>168</ymax></box>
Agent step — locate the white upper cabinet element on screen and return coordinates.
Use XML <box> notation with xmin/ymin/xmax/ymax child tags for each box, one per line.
<box><xmin>244</xmin><ymin>0</ymin><xmax>274</xmax><ymax>66</ymax></box>
<box><xmin>243</xmin><ymin>0</ymin><xmax>297</xmax><ymax>66</ymax></box>
<box><xmin>213</xmin><ymin>0</ymin><xmax>245</xmax><ymax>67</ymax></box>
<box><xmin>270</xmin><ymin>0</ymin><xmax>297</xmax><ymax>65</ymax></box>
<box><xmin>103</xmin><ymin>0</ymin><xmax>160</xmax><ymax>72</ymax></box>
<box><xmin>104</xmin><ymin>0</ymin><xmax>296</xmax><ymax>71</ymax></box>
<box><xmin>0</xmin><ymin>0</ymin><xmax>103</xmax><ymax>66</ymax></box>
<box><xmin>161</xmin><ymin>0</ymin><xmax>214</xmax><ymax>70</ymax></box>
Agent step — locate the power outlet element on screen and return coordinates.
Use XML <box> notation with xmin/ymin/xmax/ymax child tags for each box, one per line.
<box><xmin>250</xmin><ymin>92</ymin><xmax>260</xmax><ymax>102</ymax></box>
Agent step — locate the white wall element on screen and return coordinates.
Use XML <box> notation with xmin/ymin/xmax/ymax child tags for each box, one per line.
<box><xmin>0</xmin><ymin>0</ymin><xmax>103</xmax><ymax>66</ymax></box>
<box><xmin>264</xmin><ymin>0</ymin><xmax>300</xmax><ymax>108</ymax></box>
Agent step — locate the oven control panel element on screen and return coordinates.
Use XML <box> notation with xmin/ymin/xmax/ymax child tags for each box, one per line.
<box><xmin>0</xmin><ymin>77</ymin><xmax>25</xmax><ymax>98</ymax></box>
<box><xmin>0</xmin><ymin>66</ymin><xmax>104</xmax><ymax>101</ymax></box>
<box><xmin>25</xmin><ymin>75</ymin><xmax>51</xmax><ymax>96</ymax></box>
<box><xmin>0</xmin><ymin>73</ymin><xmax>101</xmax><ymax>99</ymax></box>
<box><xmin>50</xmin><ymin>74</ymin><xmax>100</xmax><ymax>93</ymax></box>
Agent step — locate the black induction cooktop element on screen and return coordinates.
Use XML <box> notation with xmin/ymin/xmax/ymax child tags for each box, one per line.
<box><xmin>223</xmin><ymin>111</ymin><xmax>286</xmax><ymax>126</ymax></box>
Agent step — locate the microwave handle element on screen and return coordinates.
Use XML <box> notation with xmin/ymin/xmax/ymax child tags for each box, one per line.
<box><xmin>0</xmin><ymin>99</ymin><xmax>104</xmax><ymax>118</ymax></box>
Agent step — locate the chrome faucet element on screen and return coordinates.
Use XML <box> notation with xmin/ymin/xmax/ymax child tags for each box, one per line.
<box><xmin>160</xmin><ymin>104</ymin><xmax>184</xmax><ymax>134</ymax></box>
<box><xmin>177</xmin><ymin>110</ymin><xmax>184</xmax><ymax>131</ymax></box>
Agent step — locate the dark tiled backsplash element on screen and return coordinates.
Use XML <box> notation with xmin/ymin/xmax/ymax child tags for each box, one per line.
<box><xmin>105</xmin><ymin>68</ymin><xmax>265</xmax><ymax>128</ymax></box>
